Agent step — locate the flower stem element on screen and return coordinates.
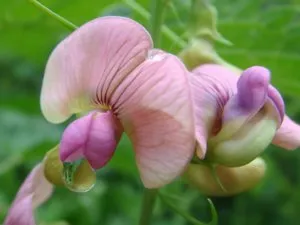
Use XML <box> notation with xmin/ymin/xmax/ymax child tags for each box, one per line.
<box><xmin>158</xmin><ymin>193</ymin><xmax>218</xmax><ymax>225</ymax></box>
<box><xmin>27</xmin><ymin>0</ymin><xmax>77</xmax><ymax>31</ymax></box>
<box><xmin>123</xmin><ymin>0</ymin><xmax>186</xmax><ymax>48</ymax></box>
<box><xmin>150</xmin><ymin>0</ymin><xmax>168</xmax><ymax>48</ymax></box>
<box><xmin>139</xmin><ymin>188</ymin><xmax>158</xmax><ymax>225</ymax></box>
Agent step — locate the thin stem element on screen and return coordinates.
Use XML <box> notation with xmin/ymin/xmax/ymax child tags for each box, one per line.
<box><xmin>159</xmin><ymin>192</ymin><xmax>206</xmax><ymax>225</ymax></box>
<box><xmin>168</xmin><ymin>1</ymin><xmax>185</xmax><ymax>29</ymax></box>
<box><xmin>139</xmin><ymin>188</ymin><xmax>158</xmax><ymax>225</ymax></box>
<box><xmin>150</xmin><ymin>0</ymin><xmax>168</xmax><ymax>47</ymax></box>
<box><xmin>123</xmin><ymin>0</ymin><xmax>150</xmax><ymax>20</ymax></box>
<box><xmin>123</xmin><ymin>0</ymin><xmax>186</xmax><ymax>48</ymax></box>
<box><xmin>27</xmin><ymin>0</ymin><xmax>77</xmax><ymax>31</ymax></box>
<box><xmin>209</xmin><ymin>164</ymin><xmax>227</xmax><ymax>193</ymax></box>
<box><xmin>159</xmin><ymin>193</ymin><xmax>218</xmax><ymax>225</ymax></box>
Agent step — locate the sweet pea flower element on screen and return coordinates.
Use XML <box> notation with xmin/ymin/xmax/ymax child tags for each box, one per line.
<box><xmin>190</xmin><ymin>64</ymin><xmax>300</xmax><ymax>166</ymax></box>
<box><xmin>4</xmin><ymin>16</ymin><xmax>196</xmax><ymax>225</ymax></box>
<box><xmin>40</xmin><ymin>16</ymin><xmax>195</xmax><ymax>189</ymax></box>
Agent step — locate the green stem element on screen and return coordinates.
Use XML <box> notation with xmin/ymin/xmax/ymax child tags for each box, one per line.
<box><xmin>139</xmin><ymin>188</ymin><xmax>158</xmax><ymax>225</ymax></box>
<box><xmin>150</xmin><ymin>0</ymin><xmax>168</xmax><ymax>47</ymax></box>
<box><xmin>27</xmin><ymin>0</ymin><xmax>77</xmax><ymax>31</ymax></box>
<box><xmin>209</xmin><ymin>163</ymin><xmax>227</xmax><ymax>193</ymax></box>
<box><xmin>123</xmin><ymin>0</ymin><xmax>186</xmax><ymax>48</ymax></box>
<box><xmin>159</xmin><ymin>193</ymin><xmax>218</xmax><ymax>225</ymax></box>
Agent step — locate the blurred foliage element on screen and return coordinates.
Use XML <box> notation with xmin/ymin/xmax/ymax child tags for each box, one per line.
<box><xmin>1</xmin><ymin>0</ymin><xmax>300</xmax><ymax>225</ymax></box>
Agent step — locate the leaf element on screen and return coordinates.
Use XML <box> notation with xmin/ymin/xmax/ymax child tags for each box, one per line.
<box><xmin>0</xmin><ymin>109</ymin><xmax>61</xmax><ymax>156</ymax></box>
<box><xmin>214</xmin><ymin>1</ymin><xmax>300</xmax><ymax>97</ymax></box>
<box><xmin>0</xmin><ymin>110</ymin><xmax>62</xmax><ymax>175</ymax></box>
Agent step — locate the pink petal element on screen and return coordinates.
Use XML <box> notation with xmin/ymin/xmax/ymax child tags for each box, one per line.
<box><xmin>60</xmin><ymin>111</ymin><xmax>123</xmax><ymax>169</ymax></box>
<box><xmin>190</xmin><ymin>64</ymin><xmax>238</xmax><ymax>157</ymax></box>
<box><xmin>112</xmin><ymin>50</ymin><xmax>195</xmax><ymax>188</ymax></box>
<box><xmin>4</xmin><ymin>164</ymin><xmax>53</xmax><ymax>225</ymax></box>
<box><xmin>41</xmin><ymin>16</ymin><xmax>153</xmax><ymax>123</ymax></box>
<box><xmin>267</xmin><ymin>85</ymin><xmax>285</xmax><ymax>125</ymax></box>
<box><xmin>272</xmin><ymin>115</ymin><xmax>300</xmax><ymax>150</ymax></box>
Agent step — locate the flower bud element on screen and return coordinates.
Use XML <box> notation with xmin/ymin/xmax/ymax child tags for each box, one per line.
<box><xmin>179</xmin><ymin>39</ymin><xmax>223</xmax><ymax>70</ymax></box>
<box><xmin>185</xmin><ymin>157</ymin><xmax>266</xmax><ymax>196</ymax></box>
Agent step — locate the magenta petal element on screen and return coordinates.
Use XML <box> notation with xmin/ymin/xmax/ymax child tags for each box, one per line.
<box><xmin>59</xmin><ymin>114</ymin><xmax>90</xmax><ymax>162</ymax></box>
<box><xmin>4</xmin><ymin>164</ymin><xmax>53</xmax><ymax>225</ymax></box>
<box><xmin>84</xmin><ymin>112</ymin><xmax>123</xmax><ymax>168</ymax></box>
<box><xmin>272</xmin><ymin>115</ymin><xmax>300</xmax><ymax>150</ymax></box>
<box><xmin>60</xmin><ymin>111</ymin><xmax>123</xmax><ymax>169</ymax></box>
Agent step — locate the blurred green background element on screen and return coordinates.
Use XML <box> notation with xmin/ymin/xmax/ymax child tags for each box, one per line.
<box><xmin>1</xmin><ymin>0</ymin><xmax>300</xmax><ymax>224</ymax></box>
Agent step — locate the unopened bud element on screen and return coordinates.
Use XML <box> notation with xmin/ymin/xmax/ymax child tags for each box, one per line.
<box><xmin>184</xmin><ymin>157</ymin><xmax>266</xmax><ymax>196</ymax></box>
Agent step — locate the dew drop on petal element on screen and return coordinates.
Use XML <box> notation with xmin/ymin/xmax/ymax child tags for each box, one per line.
<box><xmin>63</xmin><ymin>159</ymin><xmax>96</xmax><ymax>193</ymax></box>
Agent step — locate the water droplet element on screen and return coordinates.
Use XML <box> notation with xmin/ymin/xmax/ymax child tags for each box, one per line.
<box><xmin>63</xmin><ymin>159</ymin><xmax>96</xmax><ymax>193</ymax></box>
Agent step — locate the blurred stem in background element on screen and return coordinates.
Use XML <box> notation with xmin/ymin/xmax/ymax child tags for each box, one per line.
<box><xmin>150</xmin><ymin>0</ymin><xmax>168</xmax><ymax>47</ymax></box>
<box><xmin>139</xmin><ymin>189</ymin><xmax>158</xmax><ymax>225</ymax></box>
<box><xmin>158</xmin><ymin>193</ymin><xmax>218</xmax><ymax>225</ymax></box>
<box><xmin>123</xmin><ymin>0</ymin><xmax>186</xmax><ymax>48</ymax></box>
<box><xmin>138</xmin><ymin>1</ymin><xmax>168</xmax><ymax>224</ymax></box>
<box><xmin>27</xmin><ymin>0</ymin><xmax>77</xmax><ymax>30</ymax></box>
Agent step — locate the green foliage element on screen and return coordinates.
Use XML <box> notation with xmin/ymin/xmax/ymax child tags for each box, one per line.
<box><xmin>1</xmin><ymin>0</ymin><xmax>300</xmax><ymax>225</ymax></box>
<box><xmin>215</xmin><ymin>0</ymin><xmax>300</xmax><ymax>97</ymax></box>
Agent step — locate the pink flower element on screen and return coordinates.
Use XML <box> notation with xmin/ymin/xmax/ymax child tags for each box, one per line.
<box><xmin>4</xmin><ymin>164</ymin><xmax>53</xmax><ymax>225</ymax></box>
<box><xmin>190</xmin><ymin>64</ymin><xmax>300</xmax><ymax>166</ymax></box>
<box><xmin>40</xmin><ymin>16</ymin><xmax>195</xmax><ymax>188</ymax></box>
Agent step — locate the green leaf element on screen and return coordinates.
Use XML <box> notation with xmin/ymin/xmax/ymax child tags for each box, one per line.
<box><xmin>0</xmin><ymin>110</ymin><xmax>61</xmax><ymax>174</ymax></box>
<box><xmin>215</xmin><ymin>1</ymin><xmax>300</xmax><ymax>97</ymax></box>
<box><xmin>0</xmin><ymin>110</ymin><xmax>61</xmax><ymax>155</ymax></box>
